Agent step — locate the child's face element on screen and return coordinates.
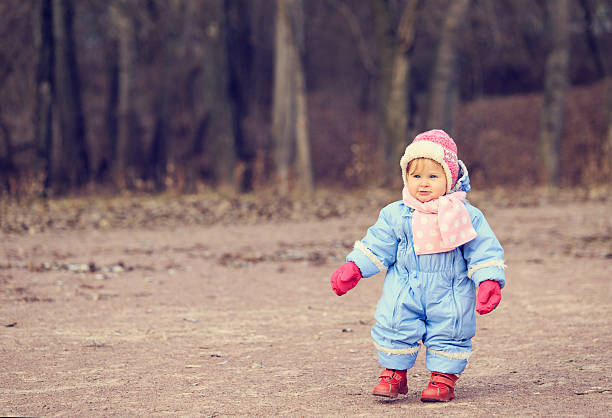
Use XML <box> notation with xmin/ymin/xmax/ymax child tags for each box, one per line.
<box><xmin>407</xmin><ymin>158</ymin><xmax>447</xmax><ymax>202</ymax></box>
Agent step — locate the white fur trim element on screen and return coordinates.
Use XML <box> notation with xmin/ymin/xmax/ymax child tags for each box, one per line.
<box><xmin>374</xmin><ymin>341</ymin><xmax>420</xmax><ymax>356</ymax></box>
<box><xmin>354</xmin><ymin>241</ymin><xmax>387</xmax><ymax>272</ymax></box>
<box><xmin>427</xmin><ymin>348</ymin><xmax>472</xmax><ymax>360</ymax></box>
<box><xmin>467</xmin><ymin>259</ymin><xmax>507</xmax><ymax>278</ymax></box>
<box><xmin>400</xmin><ymin>141</ymin><xmax>453</xmax><ymax>192</ymax></box>
<box><xmin>374</xmin><ymin>341</ymin><xmax>471</xmax><ymax>360</ymax></box>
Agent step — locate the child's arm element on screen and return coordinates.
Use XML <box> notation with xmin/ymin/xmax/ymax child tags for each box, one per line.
<box><xmin>346</xmin><ymin>204</ymin><xmax>399</xmax><ymax>278</ymax></box>
<box><xmin>461</xmin><ymin>204</ymin><xmax>506</xmax><ymax>314</ymax></box>
<box><xmin>461</xmin><ymin>204</ymin><xmax>506</xmax><ymax>289</ymax></box>
<box><xmin>330</xmin><ymin>204</ymin><xmax>399</xmax><ymax>295</ymax></box>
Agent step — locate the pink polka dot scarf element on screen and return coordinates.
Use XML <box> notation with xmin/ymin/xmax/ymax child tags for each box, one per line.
<box><xmin>402</xmin><ymin>186</ymin><xmax>477</xmax><ymax>255</ymax></box>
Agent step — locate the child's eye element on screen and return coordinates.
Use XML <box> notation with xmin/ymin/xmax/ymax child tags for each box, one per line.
<box><xmin>430</xmin><ymin>175</ymin><xmax>438</xmax><ymax>179</ymax></box>
<box><xmin>413</xmin><ymin>174</ymin><xmax>421</xmax><ymax>178</ymax></box>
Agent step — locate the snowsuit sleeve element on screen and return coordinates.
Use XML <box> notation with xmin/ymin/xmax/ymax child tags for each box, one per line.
<box><xmin>346</xmin><ymin>204</ymin><xmax>399</xmax><ymax>278</ymax></box>
<box><xmin>462</xmin><ymin>204</ymin><xmax>507</xmax><ymax>288</ymax></box>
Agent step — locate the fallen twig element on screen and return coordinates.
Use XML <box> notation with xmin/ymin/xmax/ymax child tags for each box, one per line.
<box><xmin>575</xmin><ymin>387</ymin><xmax>611</xmax><ymax>395</ymax></box>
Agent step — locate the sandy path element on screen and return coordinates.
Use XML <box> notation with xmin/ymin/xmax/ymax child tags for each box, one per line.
<box><xmin>1</xmin><ymin>200</ymin><xmax>611</xmax><ymax>416</ymax></box>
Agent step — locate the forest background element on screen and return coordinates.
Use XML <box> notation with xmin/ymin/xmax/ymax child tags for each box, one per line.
<box><xmin>1</xmin><ymin>0</ymin><xmax>612</xmax><ymax>202</ymax></box>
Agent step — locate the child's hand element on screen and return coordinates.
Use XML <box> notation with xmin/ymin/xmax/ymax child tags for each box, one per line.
<box><xmin>476</xmin><ymin>280</ymin><xmax>501</xmax><ymax>315</ymax></box>
<box><xmin>330</xmin><ymin>262</ymin><xmax>362</xmax><ymax>296</ymax></box>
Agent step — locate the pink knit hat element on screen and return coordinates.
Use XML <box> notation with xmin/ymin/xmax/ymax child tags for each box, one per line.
<box><xmin>400</xmin><ymin>129</ymin><xmax>459</xmax><ymax>192</ymax></box>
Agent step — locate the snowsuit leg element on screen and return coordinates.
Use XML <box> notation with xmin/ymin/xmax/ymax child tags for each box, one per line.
<box><xmin>371</xmin><ymin>267</ymin><xmax>424</xmax><ymax>371</ymax></box>
<box><xmin>371</xmin><ymin>268</ymin><xmax>476</xmax><ymax>374</ymax></box>
<box><xmin>422</xmin><ymin>273</ymin><xmax>476</xmax><ymax>374</ymax></box>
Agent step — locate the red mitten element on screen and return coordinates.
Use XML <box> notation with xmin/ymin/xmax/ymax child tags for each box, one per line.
<box><xmin>330</xmin><ymin>262</ymin><xmax>362</xmax><ymax>296</ymax></box>
<box><xmin>476</xmin><ymin>280</ymin><xmax>501</xmax><ymax>315</ymax></box>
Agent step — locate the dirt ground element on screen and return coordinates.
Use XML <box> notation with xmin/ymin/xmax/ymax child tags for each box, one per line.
<box><xmin>1</xmin><ymin>197</ymin><xmax>611</xmax><ymax>416</ymax></box>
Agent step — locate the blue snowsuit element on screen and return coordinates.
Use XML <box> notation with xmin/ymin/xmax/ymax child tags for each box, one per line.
<box><xmin>346</xmin><ymin>163</ymin><xmax>506</xmax><ymax>374</ymax></box>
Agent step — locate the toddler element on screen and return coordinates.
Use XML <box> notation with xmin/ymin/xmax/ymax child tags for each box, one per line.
<box><xmin>330</xmin><ymin>129</ymin><xmax>506</xmax><ymax>402</ymax></box>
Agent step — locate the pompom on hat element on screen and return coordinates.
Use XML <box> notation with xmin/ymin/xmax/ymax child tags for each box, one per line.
<box><xmin>400</xmin><ymin>129</ymin><xmax>459</xmax><ymax>193</ymax></box>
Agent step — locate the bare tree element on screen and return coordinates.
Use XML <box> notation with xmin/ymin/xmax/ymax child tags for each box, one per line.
<box><xmin>34</xmin><ymin>0</ymin><xmax>54</xmax><ymax>194</ymax></box>
<box><xmin>539</xmin><ymin>0</ymin><xmax>570</xmax><ymax>186</ymax></box>
<box><xmin>226</xmin><ymin>0</ymin><xmax>256</xmax><ymax>192</ymax></box>
<box><xmin>109</xmin><ymin>0</ymin><xmax>134</xmax><ymax>189</ymax></box>
<box><xmin>149</xmin><ymin>74</ymin><xmax>169</xmax><ymax>192</ymax></box>
<box><xmin>272</xmin><ymin>0</ymin><xmax>313</xmax><ymax>194</ymax></box>
<box><xmin>369</xmin><ymin>0</ymin><xmax>422</xmax><ymax>185</ymax></box>
<box><xmin>0</xmin><ymin>111</ymin><xmax>16</xmax><ymax>194</ymax></box>
<box><xmin>385</xmin><ymin>0</ymin><xmax>421</xmax><ymax>181</ymax></box>
<box><xmin>370</xmin><ymin>0</ymin><xmax>395</xmax><ymax>185</ymax></box>
<box><xmin>148</xmin><ymin>0</ymin><xmax>172</xmax><ymax>192</ymax></box>
<box><xmin>52</xmin><ymin>0</ymin><xmax>89</xmax><ymax>190</ymax></box>
<box><xmin>99</xmin><ymin>14</ymin><xmax>118</xmax><ymax>184</ymax></box>
<box><xmin>202</xmin><ymin>0</ymin><xmax>238</xmax><ymax>191</ymax></box>
<box><xmin>426</xmin><ymin>0</ymin><xmax>471</xmax><ymax>132</ymax></box>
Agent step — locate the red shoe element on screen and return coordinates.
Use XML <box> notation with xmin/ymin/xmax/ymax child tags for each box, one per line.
<box><xmin>420</xmin><ymin>372</ymin><xmax>458</xmax><ymax>402</ymax></box>
<box><xmin>372</xmin><ymin>369</ymin><xmax>408</xmax><ymax>398</ymax></box>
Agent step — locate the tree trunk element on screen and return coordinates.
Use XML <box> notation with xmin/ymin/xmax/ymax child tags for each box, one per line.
<box><xmin>110</xmin><ymin>0</ymin><xmax>134</xmax><ymax>189</ymax></box>
<box><xmin>295</xmin><ymin>52</ymin><xmax>313</xmax><ymax>194</ymax></box>
<box><xmin>272</xmin><ymin>0</ymin><xmax>293</xmax><ymax>193</ymax></box>
<box><xmin>248</xmin><ymin>3</ymin><xmax>273</xmax><ymax>188</ymax></box>
<box><xmin>0</xmin><ymin>114</ymin><xmax>16</xmax><ymax>195</ymax></box>
<box><xmin>426</xmin><ymin>0</ymin><xmax>470</xmax><ymax>132</ymax></box>
<box><xmin>539</xmin><ymin>0</ymin><xmax>570</xmax><ymax>187</ymax></box>
<box><xmin>148</xmin><ymin>0</ymin><xmax>171</xmax><ymax>192</ymax></box>
<box><xmin>52</xmin><ymin>0</ymin><xmax>89</xmax><ymax>191</ymax></box>
<box><xmin>272</xmin><ymin>0</ymin><xmax>313</xmax><ymax>194</ymax></box>
<box><xmin>370</xmin><ymin>0</ymin><xmax>395</xmax><ymax>185</ymax></box>
<box><xmin>226</xmin><ymin>0</ymin><xmax>255</xmax><ymax>192</ymax></box>
<box><xmin>385</xmin><ymin>0</ymin><xmax>421</xmax><ymax>184</ymax></box>
<box><xmin>99</xmin><ymin>39</ymin><xmax>118</xmax><ymax>184</ymax></box>
<box><xmin>202</xmin><ymin>0</ymin><xmax>237</xmax><ymax>191</ymax></box>
<box><xmin>34</xmin><ymin>0</ymin><xmax>54</xmax><ymax>195</ymax></box>
<box><xmin>151</xmin><ymin>91</ymin><xmax>169</xmax><ymax>192</ymax></box>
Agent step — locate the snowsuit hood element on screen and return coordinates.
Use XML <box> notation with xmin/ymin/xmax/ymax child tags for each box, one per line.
<box><xmin>449</xmin><ymin>160</ymin><xmax>470</xmax><ymax>194</ymax></box>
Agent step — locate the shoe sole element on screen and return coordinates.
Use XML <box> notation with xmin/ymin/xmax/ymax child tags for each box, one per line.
<box><xmin>420</xmin><ymin>395</ymin><xmax>454</xmax><ymax>402</ymax></box>
<box><xmin>372</xmin><ymin>388</ymin><xmax>408</xmax><ymax>398</ymax></box>
<box><xmin>373</xmin><ymin>392</ymin><xmax>398</xmax><ymax>398</ymax></box>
